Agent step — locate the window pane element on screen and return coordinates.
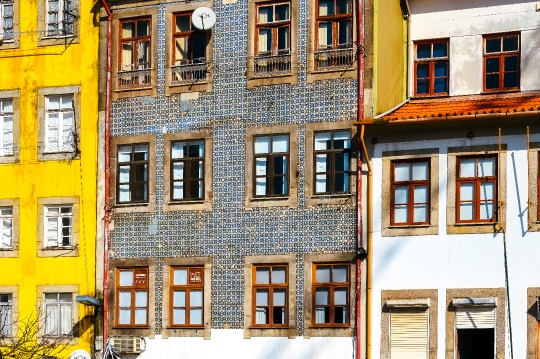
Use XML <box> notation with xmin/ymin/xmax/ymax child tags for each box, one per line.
<box><xmin>434</xmin><ymin>62</ymin><xmax>448</xmax><ymax>77</ymax></box>
<box><xmin>119</xmin><ymin>292</ymin><xmax>131</xmax><ymax>307</ymax></box>
<box><xmin>135</xmin><ymin>291</ymin><xmax>147</xmax><ymax>307</ymax></box>
<box><xmin>134</xmin><ymin>183</ymin><xmax>148</xmax><ymax>201</ymax></box>
<box><xmin>479</xmin><ymin>158</ymin><xmax>495</xmax><ymax>177</ymax></box>
<box><xmin>278</xmin><ymin>26</ymin><xmax>289</xmax><ymax>51</ymax></box>
<box><xmin>504</xmin><ymin>56</ymin><xmax>518</xmax><ymax>72</ymax></box>
<box><xmin>193</xmin><ymin>35</ymin><xmax>206</xmax><ymax>61</ymax></box>
<box><xmin>416</xmin><ymin>79</ymin><xmax>429</xmax><ymax>94</ymax></box>
<box><xmin>486</xmin><ymin>57</ymin><xmax>499</xmax><ymax>73</ymax></box>
<box><xmin>334</xmin><ymin>288</ymin><xmax>347</xmax><ymax>305</ymax></box>
<box><xmin>319</xmin><ymin>0</ymin><xmax>333</xmax><ymax>16</ymax></box>
<box><xmin>480</xmin><ymin>202</ymin><xmax>494</xmax><ymax>220</ymax></box>
<box><xmin>433</xmin><ymin>42</ymin><xmax>447</xmax><ymax>57</ymax></box>
<box><xmin>394</xmin><ymin>186</ymin><xmax>409</xmax><ymax>205</ymax></box>
<box><xmin>258</xmin><ymin>29</ymin><xmax>271</xmax><ymax>53</ymax></box>
<box><xmin>315</xmin><ymin>174</ymin><xmax>330</xmax><ymax>193</ymax></box>
<box><xmin>434</xmin><ymin>77</ymin><xmax>448</xmax><ymax>93</ymax></box>
<box><xmin>173</xmin><ymin>291</ymin><xmax>186</xmax><ymax>306</ymax></box>
<box><xmin>394</xmin><ymin>205</ymin><xmax>408</xmax><ymax>223</ymax></box>
<box><xmin>273</xmin><ymin>289</ymin><xmax>286</xmax><ymax>306</ymax></box>
<box><xmin>502</xmin><ymin>36</ymin><xmax>518</xmax><ymax>52</ymax></box>
<box><xmin>189</xmin><ymin>141</ymin><xmax>204</xmax><ymax>157</ymax></box>
<box><xmin>460</xmin><ymin>159</ymin><xmax>476</xmax><ymax>177</ymax></box>
<box><xmin>175</xmin><ymin>15</ymin><xmax>190</xmax><ymax>32</ymax></box>
<box><xmin>190</xmin><ymin>308</ymin><xmax>202</xmax><ymax>324</ymax></box>
<box><xmin>274</xmin><ymin>155</ymin><xmax>287</xmax><ymax>175</ymax></box>
<box><xmin>256</xmin><ymin>177</ymin><xmax>268</xmax><ymax>196</ymax></box>
<box><xmin>258</xmin><ymin>6</ymin><xmax>273</xmax><ymax>23</ymax></box>
<box><xmin>315</xmin><ymin>132</ymin><xmax>331</xmax><ymax>150</ymax></box>
<box><xmin>256</xmin><ymin>289</ymin><xmax>269</xmax><ymax>306</ymax></box>
<box><xmin>136</xmin><ymin>20</ymin><xmax>150</xmax><ymax>37</ymax></box>
<box><xmin>272</xmin><ymin>135</ymin><xmax>289</xmax><ymax>153</ymax></box>
<box><xmin>394</xmin><ymin>163</ymin><xmax>410</xmax><ymax>181</ymax></box>
<box><xmin>315</xmin><ymin>288</ymin><xmax>329</xmax><ymax>305</ymax></box>
<box><xmin>335</xmin><ymin>152</ymin><xmax>349</xmax><ymax>172</ymax></box>
<box><xmin>338</xmin><ymin>20</ymin><xmax>352</xmax><ymax>45</ymax></box>
<box><xmin>256</xmin><ymin>267</ymin><xmax>270</xmax><ymax>284</ymax></box>
<box><xmin>134</xmin><ymin>309</ymin><xmax>147</xmax><ymax>324</ymax></box>
<box><xmin>275</xmin><ymin>4</ymin><xmax>290</xmax><ymax>20</ymax></box>
<box><xmin>273</xmin><ymin>175</ymin><xmax>287</xmax><ymax>195</ymax></box>
<box><xmin>315</xmin><ymin>266</ymin><xmax>331</xmax><ymax>282</ymax></box>
<box><xmin>316</xmin><ymin>154</ymin><xmax>329</xmax><ymax>173</ymax></box>
<box><xmin>460</xmin><ymin>183</ymin><xmax>474</xmax><ymax>201</ymax></box>
<box><xmin>256</xmin><ymin>307</ymin><xmax>268</xmax><ymax>324</ymax></box>
<box><xmin>504</xmin><ymin>72</ymin><xmax>518</xmax><ymax>89</ymax></box>
<box><xmin>318</xmin><ymin>23</ymin><xmax>332</xmax><ymax>47</ymax></box>
<box><xmin>134</xmin><ymin>145</ymin><xmax>149</xmax><ymax>160</ymax></box>
<box><xmin>416</xmin><ymin>63</ymin><xmax>429</xmax><ymax>78</ymax></box>
<box><xmin>337</xmin><ymin>0</ymin><xmax>351</xmax><ymax>14</ymax></box>
<box><xmin>480</xmin><ymin>182</ymin><xmax>494</xmax><ymax>200</ymax></box>
<box><xmin>412</xmin><ymin>162</ymin><xmax>428</xmax><ymax>181</ymax></box>
<box><xmin>174</xmin><ymin>269</ymin><xmax>188</xmax><ymax>285</ymax></box>
<box><xmin>486</xmin><ymin>38</ymin><xmax>501</xmax><ymax>53</ymax></box>
<box><xmin>45</xmin><ymin>293</ymin><xmax>58</xmax><ymax>302</ymax></box>
<box><xmin>333</xmin><ymin>266</ymin><xmax>348</xmax><ymax>282</ymax></box>
<box><xmin>121</xmin><ymin>21</ymin><xmax>134</xmax><ymax>38</ymax></box>
<box><xmin>273</xmin><ymin>307</ymin><xmax>286</xmax><ymax>324</ymax></box>
<box><xmin>255</xmin><ymin>136</ymin><xmax>271</xmax><ymax>154</ymax></box>
<box><xmin>272</xmin><ymin>267</ymin><xmax>286</xmax><ymax>284</ymax></box>
<box><xmin>315</xmin><ymin>307</ymin><xmax>329</xmax><ymax>323</ymax></box>
<box><xmin>134</xmin><ymin>164</ymin><xmax>147</xmax><ymax>182</ymax></box>
<box><xmin>118</xmin><ymin>146</ymin><xmax>132</xmax><ymax>163</ymax></box>
<box><xmin>460</xmin><ymin>203</ymin><xmax>474</xmax><ymax>221</ymax></box>
<box><xmin>486</xmin><ymin>74</ymin><xmax>500</xmax><ymax>89</ymax></box>
<box><xmin>119</xmin><ymin>309</ymin><xmax>131</xmax><ymax>324</ymax></box>
<box><xmin>334</xmin><ymin>131</ymin><xmax>351</xmax><ymax>149</ymax></box>
<box><xmin>417</xmin><ymin>44</ymin><xmax>431</xmax><ymax>59</ymax></box>
<box><xmin>173</xmin><ymin>162</ymin><xmax>184</xmax><ymax>181</ymax></box>
<box><xmin>172</xmin><ymin>142</ymin><xmax>186</xmax><ymax>158</ymax></box>
<box><xmin>255</xmin><ymin>157</ymin><xmax>268</xmax><ymax>176</ymax></box>
<box><xmin>190</xmin><ymin>290</ymin><xmax>203</xmax><ymax>307</ymax></box>
<box><xmin>119</xmin><ymin>271</ymin><xmax>133</xmax><ymax>286</ymax></box>
<box><xmin>334</xmin><ymin>172</ymin><xmax>349</xmax><ymax>192</ymax></box>
<box><xmin>414</xmin><ymin>186</ymin><xmax>428</xmax><ymax>203</ymax></box>
<box><xmin>413</xmin><ymin>205</ymin><xmax>428</xmax><ymax>223</ymax></box>
<box><xmin>334</xmin><ymin>307</ymin><xmax>348</xmax><ymax>323</ymax></box>
<box><xmin>173</xmin><ymin>308</ymin><xmax>186</xmax><ymax>324</ymax></box>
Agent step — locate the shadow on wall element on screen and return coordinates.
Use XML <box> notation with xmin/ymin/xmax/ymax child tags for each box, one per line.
<box><xmin>410</xmin><ymin>0</ymin><xmax>530</xmax><ymax>14</ymax></box>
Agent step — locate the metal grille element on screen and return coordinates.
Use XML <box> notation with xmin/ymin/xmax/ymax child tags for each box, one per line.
<box><xmin>110</xmin><ymin>337</ymin><xmax>143</xmax><ymax>354</ymax></box>
<box><xmin>118</xmin><ymin>69</ymin><xmax>152</xmax><ymax>90</ymax></box>
<box><xmin>171</xmin><ymin>59</ymin><xmax>208</xmax><ymax>84</ymax></box>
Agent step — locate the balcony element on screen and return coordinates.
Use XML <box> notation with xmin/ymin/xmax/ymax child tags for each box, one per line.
<box><xmin>253</xmin><ymin>53</ymin><xmax>292</xmax><ymax>77</ymax></box>
<box><xmin>117</xmin><ymin>68</ymin><xmax>152</xmax><ymax>90</ymax></box>
<box><xmin>314</xmin><ymin>47</ymin><xmax>354</xmax><ymax>70</ymax></box>
<box><xmin>171</xmin><ymin>59</ymin><xmax>208</xmax><ymax>84</ymax></box>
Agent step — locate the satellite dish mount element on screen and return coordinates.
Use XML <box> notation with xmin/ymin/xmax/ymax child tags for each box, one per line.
<box><xmin>192</xmin><ymin>7</ymin><xmax>216</xmax><ymax>30</ymax></box>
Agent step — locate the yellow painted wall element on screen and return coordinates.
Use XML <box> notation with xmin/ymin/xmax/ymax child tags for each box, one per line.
<box><xmin>0</xmin><ymin>0</ymin><xmax>98</xmax><ymax>356</ymax></box>
<box><xmin>374</xmin><ymin>0</ymin><xmax>407</xmax><ymax>116</ymax></box>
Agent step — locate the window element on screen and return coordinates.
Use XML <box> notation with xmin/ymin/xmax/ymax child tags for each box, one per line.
<box><xmin>117</xmin><ymin>144</ymin><xmax>149</xmax><ymax>204</ymax></box>
<box><xmin>119</xmin><ymin>17</ymin><xmax>151</xmax><ymax>89</ymax></box>
<box><xmin>0</xmin><ymin>99</ymin><xmax>13</xmax><ymax>156</ymax></box>
<box><xmin>0</xmin><ymin>1</ymin><xmax>13</xmax><ymax>41</ymax></box>
<box><xmin>390</xmin><ymin>309</ymin><xmax>428</xmax><ymax>358</ymax></box>
<box><xmin>312</xmin><ymin>263</ymin><xmax>349</xmax><ymax>326</ymax></box>
<box><xmin>169</xmin><ymin>267</ymin><xmax>204</xmax><ymax>327</ymax></box>
<box><xmin>0</xmin><ymin>207</ymin><xmax>12</xmax><ymax>248</ymax></box>
<box><xmin>0</xmin><ymin>294</ymin><xmax>12</xmax><ymax>336</ymax></box>
<box><xmin>314</xmin><ymin>130</ymin><xmax>351</xmax><ymax>194</ymax></box>
<box><xmin>484</xmin><ymin>34</ymin><xmax>519</xmax><ymax>91</ymax></box>
<box><xmin>44</xmin><ymin>293</ymin><xmax>72</xmax><ymax>336</ymax></box>
<box><xmin>391</xmin><ymin>160</ymin><xmax>430</xmax><ymax>226</ymax></box>
<box><xmin>456</xmin><ymin>156</ymin><xmax>497</xmax><ymax>223</ymax></box>
<box><xmin>116</xmin><ymin>268</ymin><xmax>149</xmax><ymax>327</ymax></box>
<box><xmin>254</xmin><ymin>2</ymin><xmax>291</xmax><ymax>75</ymax></box>
<box><xmin>44</xmin><ymin>95</ymin><xmax>75</xmax><ymax>153</ymax></box>
<box><xmin>455</xmin><ymin>307</ymin><xmax>495</xmax><ymax>359</ymax></box>
<box><xmin>170</xmin><ymin>140</ymin><xmax>204</xmax><ymax>201</ymax></box>
<box><xmin>252</xmin><ymin>265</ymin><xmax>288</xmax><ymax>327</ymax></box>
<box><xmin>254</xmin><ymin>135</ymin><xmax>289</xmax><ymax>197</ymax></box>
<box><xmin>171</xmin><ymin>12</ymin><xmax>207</xmax><ymax>84</ymax></box>
<box><xmin>46</xmin><ymin>0</ymin><xmax>76</xmax><ymax>37</ymax></box>
<box><xmin>414</xmin><ymin>40</ymin><xmax>449</xmax><ymax>96</ymax></box>
<box><xmin>315</xmin><ymin>0</ymin><xmax>353</xmax><ymax>69</ymax></box>
<box><xmin>45</xmin><ymin>206</ymin><xmax>72</xmax><ymax>247</ymax></box>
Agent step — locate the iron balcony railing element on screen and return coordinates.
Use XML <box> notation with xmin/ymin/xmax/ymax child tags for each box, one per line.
<box><xmin>314</xmin><ymin>46</ymin><xmax>354</xmax><ymax>70</ymax></box>
<box><xmin>171</xmin><ymin>58</ymin><xmax>208</xmax><ymax>84</ymax></box>
<box><xmin>118</xmin><ymin>68</ymin><xmax>152</xmax><ymax>90</ymax></box>
<box><xmin>253</xmin><ymin>53</ymin><xmax>292</xmax><ymax>76</ymax></box>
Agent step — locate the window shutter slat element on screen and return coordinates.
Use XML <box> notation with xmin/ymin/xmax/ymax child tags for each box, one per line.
<box><xmin>455</xmin><ymin>307</ymin><xmax>495</xmax><ymax>329</ymax></box>
<box><xmin>390</xmin><ymin>309</ymin><xmax>429</xmax><ymax>359</ymax></box>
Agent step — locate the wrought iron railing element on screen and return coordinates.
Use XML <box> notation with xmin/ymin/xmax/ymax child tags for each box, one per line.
<box><xmin>253</xmin><ymin>54</ymin><xmax>291</xmax><ymax>76</ymax></box>
<box><xmin>118</xmin><ymin>68</ymin><xmax>152</xmax><ymax>89</ymax></box>
<box><xmin>314</xmin><ymin>47</ymin><xmax>354</xmax><ymax>70</ymax></box>
<box><xmin>171</xmin><ymin>59</ymin><xmax>208</xmax><ymax>84</ymax></box>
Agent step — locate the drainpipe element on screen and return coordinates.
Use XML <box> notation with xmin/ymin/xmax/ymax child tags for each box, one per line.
<box><xmin>100</xmin><ymin>0</ymin><xmax>112</xmax><ymax>347</ymax></box>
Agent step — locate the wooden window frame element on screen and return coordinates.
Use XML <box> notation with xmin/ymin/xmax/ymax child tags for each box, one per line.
<box><xmin>253</xmin><ymin>134</ymin><xmax>290</xmax><ymax>198</ymax></box>
<box><xmin>255</xmin><ymin>1</ymin><xmax>291</xmax><ymax>57</ymax></box>
<box><xmin>413</xmin><ymin>40</ymin><xmax>449</xmax><ymax>97</ymax></box>
<box><xmin>390</xmin><ymin>159</ymin><xmax>431</xmax><ymax>226</ymax></box>
<box><xmin>116</xmin><ymin>142</ymin><xmax>150</xmax><ymax>204</ymax></box>
<box><xmin>115</xmin><ymin>268</ymin><xmax>149</xmax><ymax>328</ymax></box>
<box><xmin>251</xmin><ymin>264</ymin><xmax>289</xmax><ymax>328</ymax></box>
<box><xmin>315</xmin><ymin>0</ymin><xmax>353</xmax><ymax>51</ymax></box>
<box><xmin>169</xmin><ymin>266</ymin><xmax>204</xmax><ymax>328</ymax></box>
<box><xmin>313</xmin><ymin>130</ymin><xmax>351</xmax><ymax>195</ymax></box>
<box><xmin>172</xmin><ymin>12</ymin><xmax>207</xmax><ymax>65</ymax></box>
<box><xmin>118</xmin><ymin>17</ymin><xmax>152</xmax><ymax>72</ymax></box>
<box><xmin>170</xmin><ymin>139</ymin><xmax>205</xmax><ymax>202</ymax></box>
<box><xmin>456</xmin><ymin>156</ymin><xmax>498</xmax><ymax>224</ymax></box>
<box><xmin>483</xmin><ymin>33</ymin><xmax>520</xmax><ymax>92</ymax></box>
<box><xmin>311</xmin><ymin>263</ymin><xmax>350</xmax><ymax>328</ymax></box>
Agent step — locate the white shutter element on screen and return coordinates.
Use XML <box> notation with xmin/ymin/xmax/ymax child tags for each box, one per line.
<box><xmin>3</xmin><ymin>116</ymin><xmax>13</xmax><ymax>155</ymax></box>
<box><xmin>455</xmin><ymin>307</ymin><xmax>495</xmax><ymax>329</ymax></box>
<box><xmin>390</xmin><ymin>309</ymin><xmax>428</xmax><ymax>359</ymax></box>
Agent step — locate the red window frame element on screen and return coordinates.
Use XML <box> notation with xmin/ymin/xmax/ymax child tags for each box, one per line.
<box><xmin>115</xmin><ymin>268</ymin><xmax>149</xmax><ymax>327</ymax></box>
<box><xmin>252</xmin><ymin>264</ymin><xmax>289</xmax><ymax>328</ymax></box>
<box><xmin>312</xmin><ymin>263</ymin><xmax>350</xmax><ymax>327</ymax></box>
<box><xmin>414</xmin><ymin>40</ymin><xmax>449</xmax><ymax>96</ymax></box>
<box><xmin>169</xmin><ymin>266</ymin><xmax>204</xmax><ymax>328</ymax></box>
<box><xmin>172</xmin><ymin>12</ymin><xmax>207</xmax><ymax>66</ymax></box>
<box><xmin>483</xmin><ymin>33</ymin><xmax>520</xmax><ymax>92</ymax></box>
<box><xmin>390</xmin><ymin>160</ymin><xmax>430</xmax><ymax>226</ymax></box>
<box><xmin>315</xmin><ymin>0</ymin><xmax>353</xmax><ymax>51</ymax></box>
<box><xmin>118</xmin><ymin>17</ymin><xmax>152</xmax><ymax>72</ymax></box>
<box><xmin>255</xmin><ymin>1</ymin><xmax>291</xmax><ymax>57</ymax></box>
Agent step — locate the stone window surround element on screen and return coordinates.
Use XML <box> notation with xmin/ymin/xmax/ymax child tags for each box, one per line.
<box><xmin>244</xmin><ymin>254</ymin><xmax>297</xmax><ymax>339</ymax></box>
<box><xmin>37</xmin><ymin>86</ymin><xmax>81</xmax><ymax>161</ymax></box>
<box><xmin>246</xmin><ymin>0</ymin><xmax>299</xmax><ymax>89</ymax></box>
<box><xmin>445</xmin><ymin>288</ymin><xmax>506</xmax><ymax>359</ymax></box>
<box><xmin>37</xmin><ymin>0</ymin><xmax>80</xmax><ymax>47</ymax></box>
<box><xmin>0</xmin><ymin>285</ymin><xmax>18</xmax><ymax>337</ymax></box>
<box><xmin>526</xmin><ymin>287</ymin><xmax>540</xmax><ymax>359</ymax></box>
<box><xmin>0</xmin><ymin>198</ymin><xmax>19</xmax><ymax>258</ymax></box>
<box><xmin>111</xmin><ymin>7</ymin><xmax>158</xmax><ymax>100</ymax></box>
<box><xmin>304</xmin><ymin>121</ymin><xmax>357</xmax><ymax>207</ymax></box>
<box><xmin>161</xmin><ymin>256</ymin><xmax>212</xmax><ymax>339</ymax></box>
<box><xmin>527</xmin><ymin>143</ymin><xmax>540</xmax><ymax>231</ymax></box>
<box><xmin>380</xmin><ymin>289</ymin><xmax>438</xmax><ymax>359</ymax></box>
<box><xmin>36</xmin><ymin>284</ymin><xmax>79</xmax><ymax>345</ymax></box>
<box><xmin>446</xmin><ymin>145</ymin><xmax>507</xmax><ymax>234</ymax></box>
<box><xmin>110</xmin><ymin>134</ymin><xmax>157</xmax><ymax>214</ymax></box>
<box><xmin>0</xmin><ymin>90</ymin><xmax>20</xmax><ymax>164</ymax></box>
<box><xmin>108</xmin><ymin>258</ymin><xmax>156</xmax><ymax>338</ymax></box>
<box><xmin>306</xmin><ymin>0</ymin><xmax>357</xmax><ymax>84</ymax></box>
<box><xmin>303</xmin><ymin>252</ymin><xmax>356</xmax><ymax>338</ymax></box>
<box><xmin>245</xmin><ymin>124</ymin><xmax>299</xmax><ymax>209</ymax></box>
<box><xmin>163</xmin><ymin>131</ymin><xmax>213</xmax><ymax>212</ymax></box>
<box><xmin>164</xmin><ymin>2</ymin><xmax>214</xmax><ymax>96</ymax></box>
<box><xmin>0</xmin><ymin>0</ymin><xmax>20</xmax><ymax>50</ymax></box>
<box><xmin>381</xmin><ymin>148</ymin><xmax>439</xmax><ymax>237</ymax></box>
<box><xmin>37</xmin><ymin>196</ymin><xmax>79</xmax><ymax>258</ymax></box>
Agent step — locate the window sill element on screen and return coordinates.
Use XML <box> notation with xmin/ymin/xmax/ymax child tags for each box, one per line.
<box><xmin>42</xmin><ymin>150</ymin><xmax>75</xmax><ymax>155</ymax></box>
<box><xmin>112</xmin><ymin>326</ymin><xmax>150</xmax><ymax>329</ymax></box>
<box><xmin>249</xmin><ymin>326</ymin><xmax>291</xmax><ymax>330</ymax></box>
<box><xmin>250</xmin><ymin>196</ymin><xmax>290</xmax><ymax>202</ymax></box>
<box><xmin>310</xmin><ymin>193</ymin><xmax>352</xmax><ymax>199</ymax></box>
<box><xmin>115</xmin><ymin>87</ymin><xmax>153</xmax><ymax>93</ymax></box>
<box><xmin>411</xmin><ymin>94</ymin><xmax>450</xmax><ymax>100</ymax></box>
<box><xmin>388</xmin><ymin>224</ymin><xmax>431</xmax><ymax>228</ymax></box>
<box><xmin>42</xmin><ymin>246</ymin><xmax>76</xmax><ymax>250</ymax></box>
<box><xmin>169</xmin><ymin>81</ymin><xmax>208</xmax><ymax>88</ymax></box>
<box><xmin>0</xmin><ymin>247</ymin><xmax>14</xmax><ymax>251</ymax></box>
<box><xmin>309</xmin><ymin>325</ymin><xmax>350</xmax><ymax>329</ymax></box>
<box><xmin>115</xmin><ymin>202</ymin><xmax>150</xmax><ymax>208</ymax></box>
<box><xmin>453</xmin><ymin>222</ymin><xmax>497</xmax><ymax>226</ymax></box>
<box><xmin>41</xmin><ymin>35</ymin><xmax>75</xmax><ymax>40</ymax></box>
<box><xmin>481</xmin><ymin>89</ymin><xmax>520</xmax><ymax>95</ymax></box>
<box><xmin>168</xmin><ymin>200</ymin><xmax>205</xmax><ymax>205</ymax></box>
<box><xmin>167</xmin><ymin>326</ymin><xmax>205</xmax><ymax>329</ymax></box>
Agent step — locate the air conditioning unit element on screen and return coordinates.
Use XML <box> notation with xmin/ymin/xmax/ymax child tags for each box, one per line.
<box><xmin>110</xmin><ymin>336</ymin><xmax>144</xmax><ymax>354</ymax></box>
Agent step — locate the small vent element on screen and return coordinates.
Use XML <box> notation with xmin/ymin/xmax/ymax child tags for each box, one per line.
<box><xmin>110</xmin><ymin>336</ymin><xmax>144</xmax><ymax>354</ymax></box>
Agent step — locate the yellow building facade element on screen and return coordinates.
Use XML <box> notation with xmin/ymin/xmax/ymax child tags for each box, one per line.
<box><xmin>0</xmin><ymin>0</ymin><xmax>98</xmax><ymax>357</ymax></box>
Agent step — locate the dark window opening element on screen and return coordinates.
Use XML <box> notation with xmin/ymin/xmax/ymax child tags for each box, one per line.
<box><xmin>457</xmin><ymin>328</ymin><xmax>494</xmax><ymax>359</ymax></box>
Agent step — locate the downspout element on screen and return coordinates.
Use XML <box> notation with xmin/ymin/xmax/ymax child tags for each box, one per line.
<box><xmin>100</xmin><ymin>0</ymin><xmax>112</xmax><ymax>347</ymax></box>
<box><xmin>355</xmin><ymin>0</ymin><xmax>365</xmax><ymax>357</ymax></box>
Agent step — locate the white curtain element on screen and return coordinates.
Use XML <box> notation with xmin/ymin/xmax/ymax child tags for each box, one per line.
<box><xmin>258</xmin><ymin>29</ymin><xmax>271</xmax><ymax>54</ymax></box>
<box><xmin>138</xmin><ymin>41</ymin><xmax>150</xmax><ymax>69</ymax></box>
<box><xmin>318</xmin><ymin>0</ymin><xmax>333</xmax><ymax>16</ymax></box>
<box><xmin>318</xmin><ymin>23</ymin><xmax>332</xmax><ymax>48</ymax></box>
<box><xmin>2</xmin><ymin>218</ymin><xmax>11</xmax><ymax>248</ymax></box>
<box><xmin>314</xmin><ymin>132</ymin><xmax>331</xmax><ymax>150</ymax></box>
<box><xmin>61</xmin><ymin>112</ymin><xmax>74</xmax><ymax>151</ymax></box>
<box><xmin>172</xmin><ymin>142</ymin><xmax>185</xmax><ymax>159</ymax></box>
<box><xmin>315</xmin><ymin>308</ymin><xmax>326</xmax><ymax>324</ymax></box>
<box><xmin>45</xmin><ymin>304</ymin><xmax>58</xmax><ymax>335</ymax></box>
<box><xmin>255</xmin><ymin>157</ymin><xmax>267</xmax><ymax>195</ymax></box>
<box><xmin>46</xmin><ymin>113</ymin><xmax>59</xmax><ymax>152</ymax></box>
<box><xmin>0</xmin><ymin>303</ymin><xmax>12</xmax><ymax>336</ymax></box>
<box><xmin>3</xmin><ymin>117</ymin><xmax>13</xmax><ymax>155</ymax></box>
<box><xmin>121</xmin><ymin>43</ymin><xmax>134</xmax><ymax>71</ymax></box>
<box><xmin>315</xmin><ymin>154</ymin><xmax>328</xmax><ymax>193</ymax></box>
<box><xmin>173</xmin><ymin>162</ymin><xmax>184</xmax><ymax>199</ymax></box>
<box><xmin>256</xmin><ymin>308</ymin><xmax>267</xmax><ymax>324</ymax></box>
<box><xmin>258</xmin><ymin>6</ymin><xmax>272</xmax><ymax>23</ymax></box>
<box><xmin>175</xmin><ymin>38</ymin><xmax>188</xmax><ymax>65</ymax></box>
<box><xmin>119</xmin><ymin>185</ymin><xmax>131</xmax><ymax>202</ymax></box>
<box><xmin>60</xmin><ymin>304</ymin><xmax>71</xmax><ymax>335</ymax></box>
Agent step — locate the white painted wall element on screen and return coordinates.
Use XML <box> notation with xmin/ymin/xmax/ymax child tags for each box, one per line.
<box><xmin>407</xmin><ymin>0</ymin><xmax>540</xmax><ymax>96</ymax></box>
<box><xmin>123</xmin><ymin>331</ymin><xmax>354</xmax><ymax>359</ymax></box>
<box><xmin>370</xmin><ymin>132</ymin><xmax>540</xmax><ymax>359</ymax></box>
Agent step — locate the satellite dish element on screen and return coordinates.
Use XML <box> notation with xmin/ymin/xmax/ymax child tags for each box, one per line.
<box><xmin>69</xmin><ymin>349</ymin><xmax>91</xmax><ymax>359</ymax></box>
<box><xmin>192</xmin><ymin>7</ymin><xmax>216</xmax><ymax>30</ymax></box>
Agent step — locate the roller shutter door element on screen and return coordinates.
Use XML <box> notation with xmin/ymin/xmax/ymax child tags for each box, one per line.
<box><xmin>455</xmin><ymin>307</ymin><xmax>495</xmax><ymax>329</ymax></box>
<box><xmin>390</xmin><ymin>308</ymin><xmax>428</xmax><ymax>359</ymax></box>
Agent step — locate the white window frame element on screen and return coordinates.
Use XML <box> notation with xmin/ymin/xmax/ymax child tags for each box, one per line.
<box><xmin>44</xmin><ymin>292</ymin><xmax>72</xmax><ymax>336</ymax></box>
<box><xmin>0</xmin><ymin>293</ymin><xmax>12</xmax><ymax>336</ymax></box>
<box><xmin>0</xmin><ymin>99</ymin><xmax>13</xmax><ymax>156</ymax></box>
<box><xmin>0</xmin><ymin>1</ymin><xmax>14</xmax><ymax>41</ymax></box>
<box><xmin>46</xmin><ymin>0</ymin><xmax>76</xmax><ymax>37</ymax></box>
<box><xmin>0</xmin><ymin>207</ymin><xmax>13</xmax><ymax>249</ymax></box>
<box><xmin>44</xmin><ymin>205</ymin><xmax>73</xmax><ymax>248</ymax></box>
<box><xmin>44</xmin><ymin>95</ymin><xmax>75</xmax><ymax>153</ymax></box>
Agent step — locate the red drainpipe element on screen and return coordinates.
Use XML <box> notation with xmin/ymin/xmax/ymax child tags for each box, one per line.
<box><xmin>100</xmin><ymin>0</ymin><xmax>112</xmax><ymax>347</ymax></box>
<box><xmin>355</xmin><ymin>0</ymin><xmax>364</xmax><ymax>357</ymax></box>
